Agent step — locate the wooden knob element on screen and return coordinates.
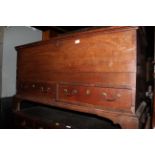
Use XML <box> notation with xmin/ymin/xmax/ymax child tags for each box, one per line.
<box><xmin>47</xmin><ymin>87</ymin><xmax>51</xmax><ymax>92</ymax></box>
<box><xmin>102</xmin><ymin>92</ymin><xmax>107</xmax><ymax>96</ymax></box>
<box><xmin>63</xmin><ymin>89</ymin><xmax>68</xmax><ymax>94</ymax></box>
<box><xmin>40</xmin><ymin>87</ymin><xmax>44</xmax><ymax>92</ymax></box>
<box><xmin>32</xmin><ymin>84</ymin><xmax>35</xmax><ymax>88</ymax></box>
<box><xmin>64</xmin><ymin>88</ymin><xmax>70</xmax><ymax>96</ymax></box>
<box><xmin>72</xmin><ymin>89</ymin><xmax>78</xmax><ymax>95</ymax></box>
<box><xmin>117</xmin><ymin>93</ymin><xmax>121</xmax><ymax>98</ymax></box>
<box><xmin>86</xmin><ymin>89</ymin><xmax>91</xmax><ymax>95</ymax></box>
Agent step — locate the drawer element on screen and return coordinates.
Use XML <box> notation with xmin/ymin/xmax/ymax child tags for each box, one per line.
<box><xmin>58</xmin><ymin>84</ymin><xmax>133</xmax><ymax>111</ymax></box>
<box><xmin>17</xmin><ymin>81</ymin><xmax>56</xmax><ymax>103</ymax></box>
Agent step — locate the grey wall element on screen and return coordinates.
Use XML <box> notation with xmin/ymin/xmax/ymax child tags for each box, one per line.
<box><xmin>0</xmin><ymin>27</ymin><xmax>4</xmax><ymax>97</ymax></box>
<box><xmin>1</xmin><ymin>27</ymin><xmax>42</xmax><ymax>97</ymax></box>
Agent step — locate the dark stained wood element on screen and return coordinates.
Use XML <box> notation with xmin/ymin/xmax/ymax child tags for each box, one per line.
<box><xmin>14</xmin><ymin>26</ymin><xmax>148</xmax><ymax>129</ymax></box>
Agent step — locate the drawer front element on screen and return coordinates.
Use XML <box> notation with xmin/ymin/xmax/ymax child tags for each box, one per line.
<box><xmin>58</xmin><ymin>84</ymin><xmax>133</xmax><ymax>111</ymax></box>
<box><xmin>17</xmin><ymin>81</ymin><xmax>56</xmax><ymax>103</ymax></box>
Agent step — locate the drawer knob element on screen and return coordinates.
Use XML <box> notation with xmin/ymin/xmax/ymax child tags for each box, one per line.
<box><xmin>47</xmin><ymin>87</ymin><xmax>51</xmax><ymax>92</ymax></box>
<box><xmin>64</xmin><ymin>88</ymin><xmax>68</xmax><ymax>93</ymax></box>
<box><xmin>102</xmin><ymin>92</ymin><xmax>107</xmax><ymax>97</ymax></box>
<box><xmin>72</xmin><ymin>89</ymin><xmax>78</xmax><ymax>95</ymax></box>
<box><xmin>64</xmin><ymin>89</ymin><xmax>70</xmax><ymax>95</ymax></box>
<box><xmin>40</xmin><ymin>87</ymin><xmax>44</xmax><ymax>92</ymax></box>
<box><xmin>32</xmin><ymin>84</ymin><xmax>35</xmax><ymax>88</ymax></box>
<box><xmin>117</xmin><ymin>93</ymin><xmax>121</xmax><ymax>98</ymax></box>
<box><xmin>86</xmin><ymin>89</ymin><xmax>91</xmax><ymax>95</ymax></box>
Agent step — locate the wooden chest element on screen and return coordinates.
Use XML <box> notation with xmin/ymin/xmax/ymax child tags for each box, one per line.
<box><xmin>14</xmin><ymin>26</ymin><xmax>148</xmax><ymax>128</ymax></box>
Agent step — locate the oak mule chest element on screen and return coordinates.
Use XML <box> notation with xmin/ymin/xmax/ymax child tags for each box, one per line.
<box><xmin>14</xmin><ymin>26</ymin><xmax>149</xmax><ymax>128</ymax></box>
